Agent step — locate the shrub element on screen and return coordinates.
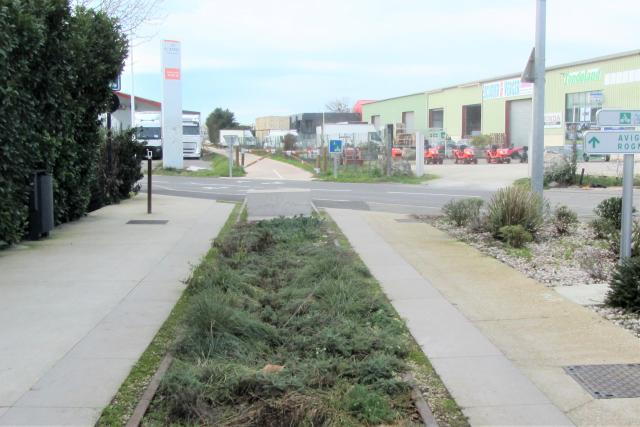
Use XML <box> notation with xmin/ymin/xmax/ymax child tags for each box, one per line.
<box><xmin>553</xmin><ymin>205</ymin><xmax>578</xmax><ymax>235</ymax></box>
<box><xmin>544</xmin><ymin>159</ymin><xmax>575</xmax><ymax>186</ymax></box>
<box><xmin>606</xmin><ymin>256</ymin><xmax>640</xmax><ymax>312</ymax></box>
<box><xmin>486</xmin><ymin>186</ymin><xmax>544</xmax><ymax>236</ymax></box>
<box><xmin>499</xmin><ymin>225</ymin><xmax>533</xmax><ymax>248</ymax></box>
<box><xmin>89</xmin><ymin>129</ymin><xmax>144</xmax><ymax>211</ymax></box>
<box><xmin>442</xmin><ymin>198</ymin><xmax>484</xmax><ymax>227</ymax></box>
<box><xmin>0</xmin><ymin>2</ymin><xmax>127</xmax><ymax>244</ymax></box>
<box><xmin>594</xmin><ymin>197</ymin><xmax>633</xmax><ymax>230</ymax></box>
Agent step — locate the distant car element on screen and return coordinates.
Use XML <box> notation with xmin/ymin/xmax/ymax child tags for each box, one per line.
<box><xmin>563</xmin><ymin>144</ymin><xmax>610</xmax><ymax>162</ymax></box>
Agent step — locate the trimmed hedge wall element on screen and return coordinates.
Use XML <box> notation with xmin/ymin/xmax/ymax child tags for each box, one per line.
<box><xmin>0</xmin><ymin>0</ymin><xmax>129</xmax><ymax>244</ymax></box>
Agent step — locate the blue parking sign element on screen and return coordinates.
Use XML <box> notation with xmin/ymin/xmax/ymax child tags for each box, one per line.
<box><xmin>329</xmin><ymin>139</ymin><xmax>343</xmax><ymax>153</ymax></box>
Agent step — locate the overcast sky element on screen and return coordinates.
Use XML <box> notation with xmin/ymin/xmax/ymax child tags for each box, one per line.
<box><xmin>120</xmin><ymin>0</ymin><xmax>640</xmax><ymax>124</ymax></box>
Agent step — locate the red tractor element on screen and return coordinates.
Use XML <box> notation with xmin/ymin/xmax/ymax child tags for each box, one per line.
<box><xmin>485</xmin><ymin>145</ymin><xmax>512</xmax><ymax>164</ymax></box>
<box><xmin>425</xmin><ymin>147</ymin><xmax>444</xmax><ymax>164</ymax></box>
<box><xmin>452</xmin><ymin>146</ymin><xmax>478</xmax><ymax>164</ymax></box>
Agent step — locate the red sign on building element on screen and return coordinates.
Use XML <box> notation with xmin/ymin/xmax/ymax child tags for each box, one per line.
<box><xmin>164</xmin><ymin>68</ymin><xmax>181</xmax><ymax>80</ymax></box>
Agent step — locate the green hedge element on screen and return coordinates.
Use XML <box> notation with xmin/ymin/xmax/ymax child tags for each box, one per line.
<box><xmin>0</xmin><ymin>0</ymin><xmax>128</xmax><ymax>244</ymax></box>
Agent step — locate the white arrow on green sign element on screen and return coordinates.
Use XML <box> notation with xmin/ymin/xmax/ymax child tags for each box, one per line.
<box><xmin>583</xmin><ymin>131</ymin><xmax>640</xmax><ymax>154</ymax></box>
<box><xmin>596</xmin><ymin>109</ymin><xmax>640</xmax><ymax>126</ymax></box>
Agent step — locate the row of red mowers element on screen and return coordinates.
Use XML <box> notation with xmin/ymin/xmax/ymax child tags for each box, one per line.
<box><xmin>392</xmin><ymin>145</ymin><xmax>528</xmax><ymax>165</ymax></box>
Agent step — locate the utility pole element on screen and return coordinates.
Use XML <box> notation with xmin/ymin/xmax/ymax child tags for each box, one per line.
<box><xmin>531</xmin><ymin>0</ymin><xmax>546</xmax><ymax>196</ymax></box>
<box><xmin>129</xmin><ymin>33</ymin><xmax>136</xmax><ymax>128</ymax></box>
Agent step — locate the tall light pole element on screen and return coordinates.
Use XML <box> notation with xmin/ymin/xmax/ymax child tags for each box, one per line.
<box><xmin>129</xmin><ymin>33</ymin><xmax>136</xmax><ymax>129</ymax></box>
<box><xmin>531</xmin><ymin>0</ymin><xmax>546</xmax><ymax>196</ymax></box>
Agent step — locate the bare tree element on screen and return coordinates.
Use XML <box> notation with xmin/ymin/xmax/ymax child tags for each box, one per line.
<box><xmin>73</xmin><ymin>0</ymin><xmax>164</xmax><ymax>35</ymax></box>
<box><xmin>325</xmin><ymin>98</ymin><xmax>351</xmax><ymax>113</ymax></box>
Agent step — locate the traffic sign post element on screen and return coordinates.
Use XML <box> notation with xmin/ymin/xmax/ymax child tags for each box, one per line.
<box><xmin>583</xmin><ymin>131</ymin><xmax>640</xmax><ymax>154</ymax></box>
<box><xmin>596</xmin><ymin>109</ymin><xmax>640</xmax><ymax>127</ymax></box>
<box><xmin>585</xmin><ymin>109</ymin><xmax>640</xmax><ymax>261</ymax></box>
<box><xmin>329</xmin><ymin>139</ymin><xmax>343</xmax><ymax>179</ymax></box>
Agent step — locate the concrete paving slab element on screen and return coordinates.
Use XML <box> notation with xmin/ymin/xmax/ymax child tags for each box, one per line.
<box><xmin>0</xmin><ymin>194</ymin><xmax>233</xmax><ymax>426</ymax></box>
<box><xmin>463</xmin><ymin>404</ymin><xmax>574</xmax><ymax>426</ymax></box>
<box><xmin>0</xmin><ymin>407</ymin><xmax>100</xmax><ymax>426</ymax></box>
<box><xmin>14</xmin><ymin>356</ymin><xmax>136</xmax><ymax>409</ymax></box>
<box><xmin>394</xmin><ymin>299</ymin><xmax>502</xmax><ymax>358</ymax></box>
<box><xmin>477</xmin><ymin>315</ymin><xmax>640</xmax><ymax>366</ymax></box>
<box><xmin>430</xmin><ymin>355</ymin><xmax>552</xmax><ymax>408</ymax></box>
<box><xmin>555</xmin><ymin>283</ymin><xmax>609</xmax><ymax>306</ymax></box>
<box><xmin>246</xmin><ymin>188</ymin><xmax>312</xmax><ymax>220</ymax></box>
<box><xmin>568</xmin><ymin>397</ymin><xmax>640</xmax><ymax>426</ymax></box>
<box><xmin>381</xmin><ymin>278</ymin><xmax>442</xmax><ymax>301</ymax></box>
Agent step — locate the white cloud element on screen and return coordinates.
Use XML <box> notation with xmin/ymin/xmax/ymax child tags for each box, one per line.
<box><xmin>120</xmin><ymin>0</ymin><xmax>640</xmax><ymax>122</ymax></box>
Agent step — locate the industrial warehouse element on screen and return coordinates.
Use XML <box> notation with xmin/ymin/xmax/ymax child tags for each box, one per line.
<box><xmin>362</xmin><ymin>50</ymin><xmax>640</xmax><ymax>149</ymax></box>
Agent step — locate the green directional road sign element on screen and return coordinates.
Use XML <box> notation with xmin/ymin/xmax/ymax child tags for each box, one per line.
<box><xmin>596</xmin><ymin>109</ymin><xmax>640</xmax><ymax>126</ymax></box>
<box><xmin>583</xmin><ymin>131</ymin><xmax>640</xmax><ymax>154</ymax></box>
<box><xmin>620</xmin><ymin>112</ymin><xmax>632</xmax><ymax>125</ymax></box>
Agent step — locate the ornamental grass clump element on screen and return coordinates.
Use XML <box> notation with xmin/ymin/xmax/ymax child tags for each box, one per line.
<box><xmin>486</xmin><ymin>186</ymin><xmax>544</xmax><ymax>237</ymax></box>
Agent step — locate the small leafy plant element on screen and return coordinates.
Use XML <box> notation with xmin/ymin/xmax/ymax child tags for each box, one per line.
<box><xmin>498</xmin><ymin>225</ymin><xmax>533</xmax><ymax>248</ymax></box>
<box><xmin>553</xmin><ymin>205</ymin><xmax>578</xmax><ymax>235</ymax></box>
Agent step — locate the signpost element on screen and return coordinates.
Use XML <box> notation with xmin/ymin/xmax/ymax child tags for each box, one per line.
<box><xmin>586</xmin><ymin>108</ymin><xmax>640</xmax><ymax>261</ymax></box>
<box><xmin>329</xmin><ymin>139</ymin><xmax>343</xmax><ymax>179</ymax></box>
<box><xmin>110</xmin><ymin>75</ymin><xmax>121</xmax><ymax>91</ymax></box>
<box><xmin>596</xmin><ymin>109</ymin><xmax>640</xmax><ymax>127</ymax></box>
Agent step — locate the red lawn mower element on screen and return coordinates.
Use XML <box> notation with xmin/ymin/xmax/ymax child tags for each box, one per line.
<box><xmin>425</xmin><ymin>147</ymin><xmax>444</xmax><ymax>164</ymax></box>
<box><xmin>485</xmin><ymin>145</ymin><xmax>512</xmax><ymax>164</ymax></box>
<box><xmin>452</xmin><ymin>145</ymin><xmax>478</xmax><ymax>164</ymax></box>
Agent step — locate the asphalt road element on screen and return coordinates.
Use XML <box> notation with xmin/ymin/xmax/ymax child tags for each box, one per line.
<box><xmin>141</xmin><ymin>175</ymin><xmax>639</xmax><ymax>218</ymax></box>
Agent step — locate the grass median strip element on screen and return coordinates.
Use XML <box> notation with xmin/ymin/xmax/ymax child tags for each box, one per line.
<box><xmin>96</xmin><ymin>203</ymin><xmax>243</xmax><ymax>426</ymax></box>
<box><xmin>138</xmin><ymin>214</ymin><xmax>466</xmax><ymax>426</ymax></box>
<box><xmin>152</xmin><ymin>152</ymin><xmax>245</xmax><ymax>177</ymax></box>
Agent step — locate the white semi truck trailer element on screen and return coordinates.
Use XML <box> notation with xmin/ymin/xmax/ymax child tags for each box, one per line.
<box><xmin>134</xmin><ymin>112</ymin><xmax>162</xmax><ymax>159</ymax></box>
<box><xmin>182</xmin><ymin>113</ymin><xmax>202</xmax><ymax>159</ymax></box>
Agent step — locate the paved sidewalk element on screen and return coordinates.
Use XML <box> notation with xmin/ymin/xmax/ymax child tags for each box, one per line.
<box><xmin>210</xmin><ymin>147</ymin><xmax>313</xmax><ymax>181</ymax></box>
<box><xmin>0</xmin><ymin>194</ymin><xmax>233</xmax><ymax>426</ymax></box>
<box><xmin>329</xmin><ymin>209</ymin><xmax>640</xmax><ymax>426</ymax></box>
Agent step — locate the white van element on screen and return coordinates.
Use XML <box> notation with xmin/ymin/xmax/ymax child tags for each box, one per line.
<box><xmin>134</xmin><ymin>112</ymin><xmax>162</xmax><ymax>159</ymax></box>
<box><xmin>182</xmin><ymin>113</ymin><xmax>202</xmax><ymax>159</ymax></box>
<box><xmin>219</xmin><ymin>129</ymin><xmax>256</xmax><ymax>148</ymax></box>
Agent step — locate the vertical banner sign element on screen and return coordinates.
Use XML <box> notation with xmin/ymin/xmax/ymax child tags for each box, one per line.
<box><xmin>161</xmin><ymin>40</ymin><xmax>183</xmax><ymax>169</ymax></box>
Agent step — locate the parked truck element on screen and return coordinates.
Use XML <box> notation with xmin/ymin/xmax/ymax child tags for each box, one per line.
<box><xmin>182</xmin><ymin>113</ymin><xmax>202</xmax><ymax>159</ymax></box>
<box><xmin>134</xmin><ymin>112</ymin><xmax>162</xmax><ymax>159</ymax></box>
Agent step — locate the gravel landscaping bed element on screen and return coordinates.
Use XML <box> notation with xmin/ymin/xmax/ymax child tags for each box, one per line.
<box><xmin>418</xmin><ymin>215</ymin><xmax>640</xmax><ymax>339</ymax></box>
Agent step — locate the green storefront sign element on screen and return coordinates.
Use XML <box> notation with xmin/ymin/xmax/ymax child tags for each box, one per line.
<box><xmin>564</xmin><ymin>68</ymin><xmax>601</xmax><ymax>86</ymax></box>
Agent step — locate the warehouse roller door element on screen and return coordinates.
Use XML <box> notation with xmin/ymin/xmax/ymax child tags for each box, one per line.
<box><xmin>509</xmin><ymin>99</ymin><xmax>532</xmax><ymax>147</ymax></box>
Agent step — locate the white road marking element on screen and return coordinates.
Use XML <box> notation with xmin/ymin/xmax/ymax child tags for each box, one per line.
<box><xmin>387</xmin><ymin>191</ymin><xmax>481</xmax><ymax>198</ymax></box>
<box><xmin>310</xmin><ymin>189</ymin><xmax>352</xmax><ymax>192</ymax></box>
<box><xmin>201</xmin><ymin>186</ymin><xmax>229</xmax><ymax>190</ymax></box>
<box><xmin>155</xmin><ymin>186</ymin><xmax>245</xmax><ymax>196</ymax></box>
<box><xmin>367</xmin><ymin>201</ymin><xmax>441</xmax><ymax>209</ymax></box>
<box><xmin>273</xmin><ymin>169</ymin><xmax>283</xmax><ymax>179</ymax></box>
<box><xmin>313</xmin><ymin>198</ymin><xmax>350</xmax><ymax>202</ymax></box>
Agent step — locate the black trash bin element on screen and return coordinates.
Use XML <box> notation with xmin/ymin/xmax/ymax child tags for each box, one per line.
<box><xmin>29</xmin><ymin>171</ymin><xmax>54</xmax><ymax>240</ymax></box>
